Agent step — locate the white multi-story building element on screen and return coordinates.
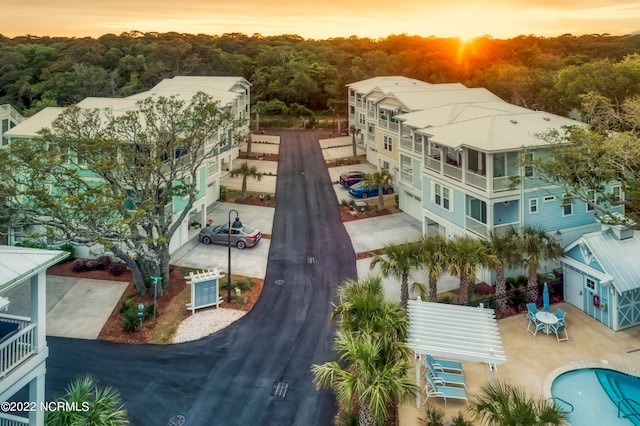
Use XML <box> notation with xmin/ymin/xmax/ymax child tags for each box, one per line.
<box><xmin>4</xmin><ymin>76</ymin><xmax>251</xmax><ymax>254</ymax></box>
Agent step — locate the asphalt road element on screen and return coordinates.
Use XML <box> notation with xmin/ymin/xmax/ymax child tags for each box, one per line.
<box><xmin>45</xmin><ymin>130</ymin><xmax>357</xmax><ymax>426</ymax></box>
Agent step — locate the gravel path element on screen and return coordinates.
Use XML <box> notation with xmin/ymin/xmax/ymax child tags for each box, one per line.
<box><xmin>172</xmin><ymin>308</ymin><xmax>246</xmax><ymax>343</ymax></box>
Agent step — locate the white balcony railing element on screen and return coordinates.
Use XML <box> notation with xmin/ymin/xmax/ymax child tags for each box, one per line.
<box><xmin>466</xmin><ymin>216</ymin><xmax>488</xmax><ymax>236</ymax></box>
<box><xmin>0</xmin><ymin>412</ymin><xmax>30</xmax><ymax>425</ymax></box>
<box><xmin>400</xmin><ymin>137</ymin><xmax>413</xmax><ymax>150</ymax></box>
<box><xmin>367</xmin><ymin>110</ymin><xmax>376</xmax><ymax>118</ymax></box>
<box><xmin>465</xmin><ymin>171</ymin><xmax>487</xmax><ymax>189</ymax></box>
<box><xmin>0</xmin><ymin>316</ymin><xmax>36</xmax><ymax>378</ymax></box>
<box><xmin>443</xmin><ymin>163</ymin><xmax>462</xmax><ymax>181</ymax></box>
<box><xmin>493</xmin><ymin>176</ymin><xmax>515</xmax><ymax>192</ymax></box>
<box><xmin>425</xmin><ymin>157</ymin><xmax>441</xmax><ymax>172</ymax></box>
<box><xmin>494</xmin><ymin>222</ymin><xmax>519</xmax><ymax>235</ymax></box>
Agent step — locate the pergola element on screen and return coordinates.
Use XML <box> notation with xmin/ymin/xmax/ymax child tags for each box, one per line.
<box><xmin>407</xmin><ymin>300</ymin><xmax>507</xmax><ymax>407</ymax></box>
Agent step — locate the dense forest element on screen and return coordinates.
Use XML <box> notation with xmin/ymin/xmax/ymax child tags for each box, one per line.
<box><xmin>2</xmin><ymin>31</ymin><xmax>640</xmax><ymax>118</ymax></box>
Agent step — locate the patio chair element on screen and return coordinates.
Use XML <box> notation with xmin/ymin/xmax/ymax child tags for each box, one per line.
<box><xmin>550</xmin><ymin>321</ymin><xmax>569</xmax><ymax>342</ymax></box>
<box><xmin>527</xmin><ymin>317</ymin><xmax>545</xmax><ymax>336</ymax></box>
<box><xmin>424</xmin><ymin>370</ymin><xmax>468</xmax><ymax>408</ymax></box>
<box><xmin>555</xmin><ymin>308</ymin><xmax>566</xmax><ymax>325</ymax></box>
<box><xmin>426</xmin><ymin>354</ymin><xmax>464</xmax><ymax>374</ymax></box>
<box><xmin>526</xmin><ymin>303</ymin><xmax>538</xmax><ymax>322</ymax></box>
<box><xmin>425</xmin><ymin>358</ymin><xmax>467</xmax><ymax>389</ymax></box>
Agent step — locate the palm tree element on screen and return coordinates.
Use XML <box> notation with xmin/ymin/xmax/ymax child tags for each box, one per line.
<box><xmin>483</xmin><ymin>228</ymin><xmax>522</xmax><ymax>312</ymax></box>
<box><xmin>229</xmin><ymin>161</ymin><xmax>262</xmax><ymax>200</ymax></box>
<box><xmin>469</xmin><ymin>381</ymin><xmax>568</xmax><ymax>425</ymax></box>
<box><xmin>519</xmin><ymin>227</ymin><xmax>564</xmax><ymax>303</ymax></box>
<box><xmin>364</xmin><ymin>170</ymin><xmax>392</xmax><ymax>211</ymax></box>
<box><xmin>314</xmin><ymin>276</ymin><xmax>418</xmax><ymax>425</ymax></box>
<box><xmin>418</xmin><ymin>234</ymin><xmax>448</xmax><ymax>303</ymax></box>
<box><xmin>312</xmin><ymin>330</ymin><xmax>419</xmax><ymax>426</ymax></box>
<box><xmin>370</xmin><ymin>242</ymin><xmax>420</xmax><ymax>307</ymax></box>
<box><xmin>349</xmin><ymin>125</ymin><xmax>361</xmax><ymax>162</ymax></box>
<box><xmin>46</xmin><ymin>374</ymin><xmax>128</xmax><ymax>426</ymax></box>
<box><xmin>446</xmin><ymin>236</ymin><xmax>497</xmax><ymax>305</ymax></box>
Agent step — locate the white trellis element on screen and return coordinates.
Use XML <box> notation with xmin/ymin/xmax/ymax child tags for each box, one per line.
<box><xmin>185</xmin><ymin>268</ymin><xmax>225</xmax><ymax>314</ymax></box>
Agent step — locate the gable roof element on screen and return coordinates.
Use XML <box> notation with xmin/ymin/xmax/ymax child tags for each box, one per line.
<box><xmin>562</xmin><ymin>228</ymin><xmax>640</xmax><ymax>294</ymax></box>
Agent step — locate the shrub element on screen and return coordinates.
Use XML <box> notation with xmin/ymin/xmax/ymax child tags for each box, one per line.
<box><xmin>59</xmin><ymin>243</ymin><xmax>75</xmax><ymax>261</ymax></box>
<box><xmin>107</xmin><ymin>262</ymin><xmax>126</xmax><ymax>276</ymax></box>
<box><xmin>341</xmin><ymin>199</ymin><xmax>349</xmax><ymax>206</ymax></box>
<box><xmin>505</xmin><ymin>277</ymin><xmax>518</xmax><ymax>289</ymax></box>
<box><xmin>517</xmin><ymin>275</ymin><xmax>528</xmax><ymax>286</ymax></box>
<box><xmin>71</xmin><ymin>259</ymin><xmax>90</xmax><ymax>273</ymax></box>
<box><xmin>95</xmin><ymin>256</ymin><xmax>111</xmax><ymax>270</ymax></box>
<box><xmin>219</xmin><ymin>185</ymin><xmax>228</xmax><ymax>199</ymax></box>
<box><xmin>234</xmin><ymin>277</ymin><xmax>253</xmax><ymax>291</ymax></box>
<box><xmin>420</xmin><ymin>403</ymin><xmax>444</xmax><ymax>426</ymax></box>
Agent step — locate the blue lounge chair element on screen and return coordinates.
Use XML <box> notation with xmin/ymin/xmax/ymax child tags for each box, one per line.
<box><xmin>426</xmin><ymin>354</ymin><xmax>463</xmax><ymax>374</ymax></box>
<box><xmin>424</xmin><ymin>370</ymin><xmax>468</xmax><ymax>407</ymax></box>
<box><xmin>425</xmin><ymin>357</ymin><xmax>467</xmax><ymax>389</ymax></box>
<box><xmin>527</xmin><ymin>317</ymin><xmax>545</xmax><ymax>336</ymax></box>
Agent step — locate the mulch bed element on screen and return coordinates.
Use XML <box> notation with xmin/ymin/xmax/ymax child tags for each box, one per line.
<box><xmin>47</xmin><ymin>260</ymin><xmax>263</xmax><ymax>344</ymax></box>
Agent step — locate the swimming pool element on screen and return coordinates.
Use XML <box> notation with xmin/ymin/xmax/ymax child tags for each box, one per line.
<box><xmin>550</xmin><ymin>367</ymin><xmax>640</xmax><ymax>425</ymax></box>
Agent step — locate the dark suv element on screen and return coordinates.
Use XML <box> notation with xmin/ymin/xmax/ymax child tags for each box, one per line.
<box><xmin>339</xmin><ymin>171</ymin><xmax>365</xmax><ymax>188</ymax></box>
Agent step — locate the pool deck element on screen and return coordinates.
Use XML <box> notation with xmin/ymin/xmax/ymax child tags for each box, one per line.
<box><xmin>399</xmin><ymin>302</ymin><xmax>640</xmax><ymax>424</ymax></box>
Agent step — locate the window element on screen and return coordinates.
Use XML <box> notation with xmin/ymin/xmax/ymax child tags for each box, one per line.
<box><xmin>358</xmin><ymin>113</ymin><xmax>365</xmax><ymax>125</ymax></box>
<box><xmin>529</xmin><ymin>198</ymin><xmax>538</xmax><ymax>214</ymax></box>
<box><xmin>562</xmin><ymin>201</ymin><xmax>573</xmax><ymax>217</ymax></box>
<box><xmin>433</xmin><ymin>183</ymin><xmax>452</xmax><ymax>211</ymax></box>
<box><xmin>383</xmin><ymin>135</ymin><xmax>393</xmax><ymax>151</ymax></box>
<box><xmin>543</xmin><ymin>195</ymin><xmax>555</xmax><ymax>203</ymax></box>
<box><xmin>524</xmin><ymin>152</ymin><xmax>534</xmax><ymax>177</ymax></box>
<box><xmin>586</xmin><ymin>278</ymin><xmax>595</xmax><ymax>290</ymax></box>
<box><xmin>586</xmin><ymin>189</ymin><xmax>596</xmax><ymax>212</ymax></box>
<box><xmin>611</xmin><ymin>185</ymin><xmax>621</xmax><ymax>202</ymax></box>
<box><xmin>400</xmin><ymin>155</ymin><xmax>412</xmax><ymax>183</ymax></box>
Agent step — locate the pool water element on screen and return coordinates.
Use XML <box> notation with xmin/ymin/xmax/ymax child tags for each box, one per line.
<box><xmin>551</xmin><ymin>368</ymin><xmax>640</xmax><ymax>425</ymax></box>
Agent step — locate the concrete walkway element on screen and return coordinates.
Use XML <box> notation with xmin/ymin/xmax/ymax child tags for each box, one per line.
<box><xmin>4</xmin><ymin>275</ymin><xmax>128</xmax><ymax>339</ymax></box>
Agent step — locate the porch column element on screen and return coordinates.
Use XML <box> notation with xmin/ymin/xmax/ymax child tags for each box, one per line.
<box><xmin>30</xmin><ymin>272</ymin><xmax>46</xmax><ymax>353</ymax></box>
<box><xmin>28</xmin><ymin>372</ymin><xmax>45</xmax><ymax>426</ymax></box>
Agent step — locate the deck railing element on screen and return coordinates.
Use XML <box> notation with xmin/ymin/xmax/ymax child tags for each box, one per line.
<box><xmin>0</xmin><ymin>316</ymin><xmax>36</xmax><ymax>378</ymax></box>
<box><xmin>0</xmin><ymin>413</ymin><xmax>30</xmax><ymax>425</ymax></box>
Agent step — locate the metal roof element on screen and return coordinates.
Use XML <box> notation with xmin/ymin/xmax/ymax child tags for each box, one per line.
<box><xmin>0</xmin><ymin>246</ymin><xmax>68</xmax><ymax>293</ymax></box>
<box><xmin>564</xmin><ymin>229</ymin><xmax>640</xmax><ymax>294</ymax></box>
<box><xmin>407</xmin><ymin>300</ymin><xmax>506</xmax><ymax>366</ymax></box>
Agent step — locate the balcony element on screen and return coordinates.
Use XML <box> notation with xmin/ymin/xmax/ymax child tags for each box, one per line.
<box><xmin>400</xmin><ymin>137</ymin><xmax>413</xmax><ymax>150</ymax></box>
<box><xmin>493</xmin><ymin>176</ymin><xmax>516</xmax><ymax>192</ymax></box>
<box><xmin>425</xmin><ymin>156</ymin><xmax>441</xmax><ymax>172</ymax></box>
<box><xmin>466</xmin><ymin>216</ymin><xmax>487</xmax><ymax>236</ymax></box>
<box><xmin>367</xmin><ymin>110</ymin><xmax>376</xmax><ymax>119</ymax></box>
<box><xmin>465</xmin><ymin>171</ymin><xmax>487</xmax><ymax>190</ymax></box>
<box><xmin>0</xmin><ymin>315</ymin><xmax>37</xmax><ymax>379</ymax></box>
<box><xmin>443</xmin><ymin>163</ymin><xmax>462</xmax><ymax>181</ymax></box>
<box><xmin>494</xmin><ymin>222</ymin><xmax>519</xmax><ymax>234</ymax></box>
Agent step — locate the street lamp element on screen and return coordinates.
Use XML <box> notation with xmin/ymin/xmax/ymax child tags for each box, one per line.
<box><xmin>227</xmin><ymin>209</ymin><xmax>241</xmax><ymax>303</ymax></box>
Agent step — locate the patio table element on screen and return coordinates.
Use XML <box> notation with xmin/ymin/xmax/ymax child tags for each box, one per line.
<box><xmin>535</xmin><ymin>311</ymin><xmax>558</xmax><ymax>335</ymax></box>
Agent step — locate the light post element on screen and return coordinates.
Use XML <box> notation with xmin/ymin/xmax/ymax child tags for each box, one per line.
<box><xmin>149</xmin><ymin>275</ymin><xmax>162</xmax><ymax>322</ymax></box>
<box><xmin>228</xmin><ymin>209</ymin><xmax>240</xmax><ymax>303</ymax></box>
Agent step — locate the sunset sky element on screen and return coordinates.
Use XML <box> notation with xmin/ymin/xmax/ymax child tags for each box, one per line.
<box><xmin>4</xmin><ymin>0</ymin><xmax>640</xmax><ymax>40</ymax></box>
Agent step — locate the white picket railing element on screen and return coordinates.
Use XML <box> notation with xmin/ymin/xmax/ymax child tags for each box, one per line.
<box><xmin>0</xmin><ymin>317</ymin><xmax>36</xmax><ymax>379</ymax></box>
<box><xmin>0</xmin><ymin>412</ymin><xmax>29</xmax><ymax>425</ymax></box>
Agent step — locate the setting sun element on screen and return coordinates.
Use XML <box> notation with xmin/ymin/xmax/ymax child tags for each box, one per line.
<box><xmin>1</xmin><ymin>0</ymin><xmax>639</xmax><ymax>39</ymax></box>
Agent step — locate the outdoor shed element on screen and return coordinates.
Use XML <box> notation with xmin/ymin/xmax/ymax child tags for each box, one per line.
<box><xmin>407</xmin><ymin>300</ymin><xmax>506</xmax><ymax>406</ymax></box>
<box><xmin>561</xmin><ymin>225</ymin><xmax>640</xmax><ymax>331</ymax></box>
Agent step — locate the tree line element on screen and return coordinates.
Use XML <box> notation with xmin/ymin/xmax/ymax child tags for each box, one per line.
<box><xmin>1</xmin><ymin>31</ymin><xmax>640</xmax><ymax>118</ymax></box>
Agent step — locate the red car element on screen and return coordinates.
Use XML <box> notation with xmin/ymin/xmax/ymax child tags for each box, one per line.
<box><xmin>339</xmin><ymin>171</ymin><xmax>365</xmax><ymax>188</ymax></box>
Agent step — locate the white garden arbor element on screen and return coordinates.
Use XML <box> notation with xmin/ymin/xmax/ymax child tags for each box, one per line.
<box><xmin>407</xmin><ymin>300</ymin><xmax>507</xmax><ymax>407</ymax></box>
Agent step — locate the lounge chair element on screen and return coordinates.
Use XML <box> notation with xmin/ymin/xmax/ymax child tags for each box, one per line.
<box><xmin>527</xmin><ymin>317</ymin><xmax>545</xmax><ymax>336</ymax></box>
<box><xmin>425</xmin><ymin>356</ymin><xmax>467</xmax><ymax>389</ymax></box>
<box><xmin>426</xmin><ymin>354</ymin><xmax>463</xmax><ymax>374</ymax></box>
<box><xmin>424</xmin><ymin>370</ymin><xmax>468</xmax><ymax>407</ymax></box>
<box><xmin>550</xmin><ymin>321</ymin><xmax>569</xmax><ymax>342</ymax></box>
